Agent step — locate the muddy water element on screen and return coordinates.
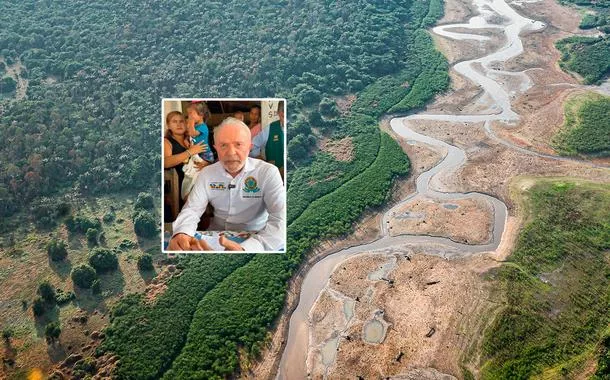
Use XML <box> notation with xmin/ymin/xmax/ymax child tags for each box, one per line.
<box><xmin>277</xmin><ymin>1</ymin><xmax>546</xmax><ymax>378</ymax></box>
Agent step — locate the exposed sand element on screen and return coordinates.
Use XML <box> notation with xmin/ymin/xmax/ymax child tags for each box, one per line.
<box><xmin>388</xmin><ymin>197</ymin><xmax>493</xmax><ymax>244</ymax></box>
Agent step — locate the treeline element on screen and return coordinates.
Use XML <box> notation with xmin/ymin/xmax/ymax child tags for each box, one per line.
<box><xmin>556</xmin><ymin>36</ymin><xmax>610</xmax><ymax>84</ymax></box>
<box><xmin>481</xmin><ymin>181</ymin><xmax>610</xmax><ymax>378</ymax></box>
<box><xmin>553</xmin><ymin>92</ymin><xmax>610</xmax><ymax>156</ymax></box>
<box><xmin>99</xmin><ymin>254</ymin><xmax>252</xmax><ymax>379</ymax></box>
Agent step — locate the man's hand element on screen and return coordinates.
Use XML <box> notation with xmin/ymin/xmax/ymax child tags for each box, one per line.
<box><xmin>219</xmin><ymin>235</ymin><xmax>244</xmax><ymax>251</ymax></box>
<box><xmin>168</xmin><ymin>233</ymin><xmax>212</xmax><ymax>251</ymax></box>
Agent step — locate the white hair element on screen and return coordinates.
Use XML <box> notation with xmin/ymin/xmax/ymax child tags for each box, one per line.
<box><xmin>214</xmin><ymin>116</ymin><xmax>251</xmax><ymax>139</ymax></box>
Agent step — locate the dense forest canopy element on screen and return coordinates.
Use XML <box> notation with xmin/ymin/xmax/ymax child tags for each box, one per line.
<box><xmin>0</xmin><ymin>0</ymin><xmax>432</xmax><ymax>217</ymax></box>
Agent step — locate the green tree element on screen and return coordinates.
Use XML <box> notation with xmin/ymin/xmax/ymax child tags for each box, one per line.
<box><xmin>32</xmin><ymin>297</ymin><xmax>46</xmax><ymax>316</ymax></box>
<box><xmin>37</xmin><ymin>281</ymin><xmax>56</xmax><ymax>303</ymax></box>
<box><xmin>45</xmin><ymin>322</ymin><xmax>61</xmax><ymax>344</ymax></box>
<box><xmin>46</xmin><ymin>238</ymin><xmax>68</xmax><ymax>261</ymax></box>
<box><xmin>88</xmin><ymin>247</ymin><xmax>118</xmax><ymax>273</ymax></box>
<box><xmin>134</xmin><ymin>192</ymin><xmax>154</xmax><ymax>210</ymax></box>
<box><xmin>86</xmin><ymin>228</ymin><xmax>99</xmax><ymax>246</ymax></box>
<box><xmin>71</xmin><ymin>265</ymin><xmax>97</xmax><ymax>289</ymax></box>
<box><xmin>137</xmin><ymin>254</ymin><xmax>154</xmax><ymax>271</ymax></box>
<box><xmin>134</xmin><ymin>211</ymin><xmax>158</xmax><ymax>238</ymax></box>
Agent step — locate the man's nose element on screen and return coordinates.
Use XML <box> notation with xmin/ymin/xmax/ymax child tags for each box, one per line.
<box><xmin>226</xmin><ymin>144</ymin><xmax>237</xmax><ymax>155</ymax></box>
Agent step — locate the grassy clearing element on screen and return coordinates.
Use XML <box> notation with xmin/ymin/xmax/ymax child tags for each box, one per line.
<box><xmin>553</xmin><ymin>92</ymin><xmax>610</xmax><ymax>157</ymax></box>
<box><xmin>0</xmin><ymin>193</ymin><xmax>159</xmax><ymax>377</ymax></box>
<box><xmin>481</xmin><ymin>180</ymin><xmax>610</xmax><ymax>379</ymax></box>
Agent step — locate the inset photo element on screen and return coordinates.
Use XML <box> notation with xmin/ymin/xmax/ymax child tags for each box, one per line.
<box><xmin>162</xmin><ymin>98</ymin><xmax>286</xmax><ymax>254</ymax></box>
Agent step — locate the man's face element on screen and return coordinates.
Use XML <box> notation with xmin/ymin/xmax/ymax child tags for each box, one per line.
<box><xmin>214</xmin><ymin>123</ymin><xmax>252</xmax><ymax>176</ymax></box>
<box><xmin>278</xmin><ymin>108</ymin><xmax>284</xmax><ymax>127</ymax></box>
<box><xmin>249</xmin><ymin>107</ymin><xmax>260</xmax><ymax>124</ymax></box>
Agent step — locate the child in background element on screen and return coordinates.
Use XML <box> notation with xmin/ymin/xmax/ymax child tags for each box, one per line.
<box><xmin>186</xmin><ymin>101</ymin><xmax>215</xmax><ymax>162</ymax></box>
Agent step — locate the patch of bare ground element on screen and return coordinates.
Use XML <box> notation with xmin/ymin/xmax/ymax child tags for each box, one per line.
<box><xmin>318</xmin><ymin>137</ymin><xmax>354</xmax><ymax>162</ymax></box>
<box><xmin>432</xmin><ymin>28</ymin><xmax>505</xmax><ymax>64</ymax></box>
<box><xmin>336</xmin><ymin>95</ymin><xmax>356</xmax><ymax>116</ymax></box>
<box><xmin>388</xmin><ymin>197</ymin><xmax>493</xmax><ymax>244</ymax></box>
<box><xmin>498</xmin><ymin>0</ymin><xmax>605</xmax><ymax>157</ymax></box>
<box><xmin>247</xmin><ymin>119</ymin><xmax>445</xmax><ymax>380</ymax></box>
<box><xmin>310</xmin><ymin>250</ymin><xmax>506</xmax><ymax>379</ymax></box>
<box><xmin>406</xmin><ymin>118</ymin><xmax>610</xmax><ymax>208</ymax></box>
<box><xmin>438</xmin><ymin>0</ymin><xmax>476</xmax><ymax>24</ymax></box>
<box><xmin>427</xmin><ymin>69</ymin><xmax>490</xmax><ymax>114</ymax></box>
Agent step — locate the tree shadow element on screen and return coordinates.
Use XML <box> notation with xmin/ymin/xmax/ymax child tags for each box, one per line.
<box><xmin>139</xmin><ymin>268</ymin><xmax>157</xmax><ymax>284</ymax></box>
<box><xmin>73</xmin><ymin>286</ymin><xmax>108</xmax><ymax>314</ymax></box>
<box><xmin>48</xmin><ymin>257</ymin><xmax>72</xmax><ymax>281</ymax></box>
<box><xmin>67</xmin><ymin>233</ymin><xmax>83</xmax><ymax>251</ymax></box>
<box><xmin>33</xmin><ymin>305</ymin><xmax>60</xmax><ymax>338</ymax></box>
<box><xmin>46</xmin><ymin>341</ymin><xmax>67</xmax><ymax>364</ymax></box>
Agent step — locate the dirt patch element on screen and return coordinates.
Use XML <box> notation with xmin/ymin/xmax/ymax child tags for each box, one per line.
<box><xmin>438</xmin><ymin>0</ymin><xmax>476</xmax><ymax>25</ymax></box>
<box><xmin>432</xmin><ymin>28</ymin><xmax>505</xmax><ymax>64</ymax></box>
<box><xmin>308</xmin><ymin>250</ymin><xmax>507</xmax><ymax>379</ymax></box>
<box><xmin>388</xmin><ymin>197</ymin><xmax>493</xmax><ymax>244</ymax></box>
<box><xmin>336</xmin><ymin>95</ymin><xmax>356</xmax><ymax>116</ymax></box>
<box><xmin>319</xmin><ymin>137</ymin><xmax>354</xmax><ymax>162</ymax></box>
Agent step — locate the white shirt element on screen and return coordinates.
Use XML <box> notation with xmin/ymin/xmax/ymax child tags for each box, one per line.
<box><xmin>172</xmin><ymin>157</ymin><xmax>285</xmax><ymax>252</ymax></box>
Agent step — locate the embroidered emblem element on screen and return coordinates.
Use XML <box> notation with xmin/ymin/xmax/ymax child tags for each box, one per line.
<box><xmin>209</xmin><ymin>182</ymin><xmax>226</xmax><ymax>190</ymax></box>
<box><xmin>243</xmin><ymin>176</ymin><xmax>260</xmax><ymax>193</ymax></box>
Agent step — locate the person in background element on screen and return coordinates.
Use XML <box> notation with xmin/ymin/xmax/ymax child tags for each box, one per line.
<box><xmin>234</xmin><ymin>110</ymin><xmax>245</xmax><ymax>122</ymax></box>
<box><xmin>168</xmin><ymin>117</ymin><xmax>285</xmax><ymax>252</ymax></box>
<box><xmin>163</xmin><ymin>111</ymin><xmax>207</xmax><ymax>210</ymax></box>
<box><xmin>250</xmin><ymin>101</ymin><xmax>284</xmax><ymax>177</ymax></box>
<box><xmin>186</xmin><ymin>101</ymin><xmax>215</xmax><ymax>162</ymax></box>
<box><xmin>248</xmin><ymin>105</ymin><xmax>262</xmax><ymax>139</ymax></box>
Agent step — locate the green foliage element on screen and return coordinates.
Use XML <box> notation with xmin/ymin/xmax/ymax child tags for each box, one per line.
<box><xmin>553</xmin><ymin>92</ymin><xmax>610</xmax><ymax>157</ymax></box>
<box><xmin>86</xmin><ymin>227</ymin><xmax>99</xmax><ymax>245</ymax></box>
<box><xmin>30</xmin><ymin>197</ymin><xmax>71</xmax><ymax>228</ymax></box>
<box><xmin>37</xmin><ymin>280</ymin><xmax>56</xmax><ymax>303</ymax></box>
<box><xmin>481</xmin><ymin>181</ymin><xmax>610</xmax><ymax>379</ymax></box>
<box><xmin>134</xmin><ymin>192</ymin><xmax>155</xmax><ymax>211</ymax></box>
<box><xmin>44</xmin><ymin>321</ymin><xmax>61</xmax><ymax>343</ymax></box>
<box><xmin>556</xmin><ymin>36</ymin><xmax>610</xmax><ymax>84</ymax></box>
<box><xmin>31</xmin><ymin>297</ymin><xmax>46</xmax><ymax>317</ymax></box>
<box><xmin>0</xmin><ymin>76</ymin><xmax>16</xmax><ymax>93</ymax></box>
<box><xmin>55</xmin><ymin>288</ymin><xmax>75</xmax><ymax>305</ymax></box>
<box><xmin>102</xmin><ymin>211</ymin><xmax>116</xmax><ymax>223</ymax></box>
<box><xmin>91</xmin><ymin>279</ymin><xmax>101</xmax><ymax>295</ymax></box>
<box><xmin>65</xmin><ymin>214</ymin><xmax>101</xmax><ymax>234</ymax></box>
<box><xmin>137</xmin><ymin>254</ymin><xmax>153</xmax><ymax>271</ymax></box>
<box><xmin>164</xmin><ymin>255</ymin><xmax>289</xmax><ymax>378</ymax></box>
<box><xmin>46</xmin><ymin>238</ymin><xmax>67</xmax><ymax>261</ymax></box>
<box><xmin>594</xmin><ymin>327</ymin><xmax>610</xmax><ymax>378</ymax></box>
<box><xmin>73</xmin><ymin>357</ymin><xmax>96</xmax><ymax>378</ymax></box>
<box><xmin>71</xmin><ymin>264</ymin><xmax>97</xmax><ymax>289</ymax></box>
<box><xmin>100</xmin><ymin>255</ymin><xmax>252</xmax><ymax>380</ymax></box>
<box><xmin>88</xmin><ymin>247</ymin><xmax>118</xmax><ymax>273</ymax></box>
<box><xmin>580</xmin><ymin>13</ymin><xmax>605</xmax><ymax>29</ymax></box>
<box><xmin>133</xmin><ymin>210</ymin><xmax>158</xmax><ymax>238</ymax></box>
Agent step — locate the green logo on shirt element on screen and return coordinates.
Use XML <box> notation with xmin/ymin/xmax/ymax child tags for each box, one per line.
<box><xmin>243</xmin><ymin>176</ymin><xmax>260</xmax><ymax>193</ymax></box>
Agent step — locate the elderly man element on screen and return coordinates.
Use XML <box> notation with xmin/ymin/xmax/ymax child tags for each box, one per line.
<box><xmin>168</xmin><ymin>117</ymin><xmax>285</xmax><ymax>252</ymax></box>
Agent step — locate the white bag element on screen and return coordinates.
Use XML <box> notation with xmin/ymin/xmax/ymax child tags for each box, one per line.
<box><xmin>181</xmin><ymin>154</ymin><xmax>204</xmax><ymax>200</ymax></box>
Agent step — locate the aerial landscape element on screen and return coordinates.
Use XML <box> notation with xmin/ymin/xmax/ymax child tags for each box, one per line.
<box><xmin>0</xmin><ymin>0</ymin><xmax>609</xmax><ymax>379</ymax></box>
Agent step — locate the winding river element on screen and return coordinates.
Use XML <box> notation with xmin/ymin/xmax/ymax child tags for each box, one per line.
<box><xmin>276</xmin><ymin>0</ymin><xmax>577</xmax><ymax>378</ymax></box>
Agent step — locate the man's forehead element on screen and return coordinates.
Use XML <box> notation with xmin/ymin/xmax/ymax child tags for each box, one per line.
<box><xmin>216</xmin><ymin>123</ymin><xmax>250</xmax><ymax>141</ymax></box>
